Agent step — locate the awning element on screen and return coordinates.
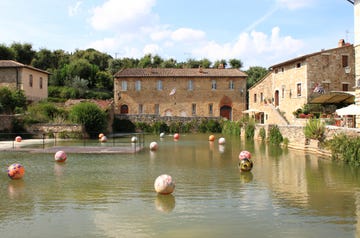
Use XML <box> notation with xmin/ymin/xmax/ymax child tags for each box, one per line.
<box><xmin>335</xmin><ymin>104</ymin><xmax>360</xmax><ymax>116</ymax></box>
<box><xmin>242</xmin><ymin>109</ymin><xmax>261</xmax><ymax>114</ymax></box>
<box><xmin>309</xmin><ymin>91</ymin><xmax>355</xmax><ymax>104</ymax></box>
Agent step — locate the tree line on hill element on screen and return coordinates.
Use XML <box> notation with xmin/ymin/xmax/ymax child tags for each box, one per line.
<box><xmin>0</xmin><ymin>42</ymin><xmax>268</xmax><ymax>100</ymax></box>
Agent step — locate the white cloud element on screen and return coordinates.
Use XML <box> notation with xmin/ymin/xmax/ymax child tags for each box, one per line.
<box><xmin>276</xmin><ymin>0</ymin><xmax>315</xmax><ymax>10</ymax></box>
<box><xmin>143</xmin><ymin>44</ymin><xmax>161</xmax><ymax>55</ymax></box>
<box><xmin>90</xmin><ymin>0</ymin><xmax>157</xmax><ymax>31</ymax></box>
<box><xmin>171</xmin><ymin>28</ymin><xmax>206</xmax><ymax>42</ymax></box>
<box><xmin>191</xmin><ymin>27</ymin><xmax>304</xmax><ymax>68</ymax></box>
<box><xmin>68</xmin><ymin>1</ymin><xmax>82</xmax><ymax>17</ymax></box>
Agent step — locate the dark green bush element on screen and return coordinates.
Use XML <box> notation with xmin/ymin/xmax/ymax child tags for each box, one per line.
<box><xmin>69</xmin><ymin>102</ymin><xmax>107</xmax><ymax>137</ymax></box>
<box><xmin>325</xmin><ymin>133</ymin><xmax>360</xmax><ymax>166</ymax></box>
<box><xmin>245</xmin><ymin>118</ymin><xmax>255</xmax><ymax>139</ymax></box>
<box><xmin>269</xmin><ymin>125</ymin><xmax>283</xmax><ymax>145</ymax></box>
<box><xmin>259</xmin><ymin>127</ymin><xmax>266</xmax><ymax>141</ymax></box>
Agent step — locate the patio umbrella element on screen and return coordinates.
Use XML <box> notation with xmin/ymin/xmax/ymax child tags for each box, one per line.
<box><xmin>335</xmin><ymin>104</ymin><xmax>360</xmax><ymax>116</ymax></box>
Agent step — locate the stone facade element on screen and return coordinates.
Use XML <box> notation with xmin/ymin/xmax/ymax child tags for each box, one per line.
<box><xmin>114</xmin><ymin>68</ymin><xmax>247</xmax><ymax>121</ymax></box>
<box><xmin>248</xmin><ymin>41</ymin><xmax>355</xmax><ymax>125</ymax></box>
<box><xmin>0</xmin><ymin>60</ymin><xmax>49</xmax><ymax>102</ymax></box>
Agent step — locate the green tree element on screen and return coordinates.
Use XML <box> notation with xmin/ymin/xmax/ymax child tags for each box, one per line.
<box><xmin>0</xmin><ymin>87</ymin><xmax>26</xmax><ymax>114</ymax></box>
<box><xmin>68</xmin><ymin>59</ymin><xmax>99</xmax><ymax>88</ymax></box>
<box><xmin>71</xmin><ymin>48</ymin><xmax>111</xmax><ymax>71</ymax></box>
<box><xmin>69</xmin><ymin>102</ymin><xmax>107</xmax><ymax>137</ymax></box>
<box><xmin>161</xmin><ymin>58</ymin><xmax>178</xmax><ymax>68</ymax></box>
<box><xmin>32</xmin><ymin>48</ymin><xmax>55</xmax><ymax>70</ymax></box>
<box><xmin>229</xmin><ymin>58</ymin><xmax>243</xmax><ymax>69</ymax></box>
<box><xmin>10</xmin><ymin>42</ymin><xmax>36</xmax><ymax>65</ymax></box>
<box><xmin>0</xmin><ymin>44</ymin><xmax>15</xmax><ymax>60</ymax></box>
<box><xmin>246</xmin><ymin>66</ymin><xmax>268</xmax><ymax>89</ymax></box>
<box><xmin>95</xmin><ymin>71</ymin><xmax>113</xmax><ymax>90</ymax></box>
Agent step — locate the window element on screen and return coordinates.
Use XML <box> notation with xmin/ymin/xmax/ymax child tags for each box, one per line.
<box><xmin>188</xmin><ymin>80</ymin><xmax>193</xmax><ymax>90</ymax></box>
<box><xmin>297</xmin><ymin>83</ymin><xmax>301</xmax><ymax>96</ymax></box>
<box><xmin>342</xmin><ymin>83</ymin><xmax>349</xmax><ymax>91</ymax></box>
<box><xmin>211</xmin><ymin>80</ymin><xmax>217</xmax><ymax>90</ymax></box>
<box><xmin>121</xmin><ymin>81</ymin><xmax>127</xmax><ymax>91</ymax></box>
<box><xmin>135</xmin><ymin>80</ymin><xmax>141</xmax><ymax>91</ymax></box>
<box><xmin>260</xmin><ymin>92</ymin><xmax>263</xmax><ymax>102</ymax></box>
<box><xmin>209</xmin><ymin>104</ymin><xmax>213</xmax><ymax>115</ymax></box>
<box><xmin>157</xmin><ymin>80</ymin><xmax>163</xmax><ymax>90</ymax></box>
<box><xmin>29</xmin><ymin>75</ymin><xmax>33</xmax><ymax>87</ymax></box>
<box><xmin>39</xmin><ymin>77</ymin><xmax>43</xmax><ymax>89</ymax></box>
<box><xmin>254</xmin><ymin>93</ymin><xmax>257</xmax><ymax>103</ymax></box>
<box><xmin>342</xmin><ymin>55</ymin><xmax>349</xmax><ymax>67</ymax></box>
<box><xmin>155</xmin><ymin>104</ymin><xmax>159</xmax><ymax>115</ymax></box>
<box><xmin>138</xmin><ymin>104</ymin><xmax>143</xmax><ymax>114</ymax></box>
<box><xmin>229</xmin><ymin>80</ymin><xmax>234</xmax><ymax>90</ymax></box>
<box><xmin>282</xmin><ymin>88</ymin><xmax>285</xmax><ymax>98</ymax></box>
<box><xmin>192</xmin><ymin>104</ymin><xmax>196</xmax><ymax>115</ymax></box>
<box><xmin>296</xmin><ymin>62</ymin><xmax>302</xmax><ymax>68</ymax></box>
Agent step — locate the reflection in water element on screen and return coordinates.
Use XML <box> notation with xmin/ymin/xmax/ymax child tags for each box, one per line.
<box><xmin>7</xmin><ymin>179</ymin><xmax>26</xmax><ymax>200</ymax></box>
<box><xmin>0</xmin><ymin>134</ymin><xmax>359</xmax><ymax>237</ymax></box>
<box><xmin>218</xmin><ymin>145</ymin><xmax>225</xmax><ymax>154</ymax></box>
<box><xmin>239</xmin><ymin>171</ymin><xmax>253</xmax><ymax>184</ymax></box>
<box><xmin>155</xmin><ymin>194</ymin><xmax>176</xmax><ymax>213</ymax></box>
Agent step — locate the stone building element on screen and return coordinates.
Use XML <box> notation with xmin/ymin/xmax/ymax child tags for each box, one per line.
<box><xmin>113</xmin><ymin>67</ymin><xmax>247</xmax><ymax>121</ymax></box>
<box><xmin>248</xmin><ymin>40</ymin><xmax>355</xmax><ymax>125</ymax></box>
<box><xmin>0</xmin><ymin>60</ymin><xmax>49</xmax><ymax>102</ymax></box>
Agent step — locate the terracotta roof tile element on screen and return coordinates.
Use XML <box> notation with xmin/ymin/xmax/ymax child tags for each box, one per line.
<box><xmin>114</xmin><ymin>68</ymin><xmax>247</xmax><ymax>78</ymax></box>
<box><xmin>0</xmin><ymin>60</ymin><xmax>50</xmax><ymax>74</ymax></box>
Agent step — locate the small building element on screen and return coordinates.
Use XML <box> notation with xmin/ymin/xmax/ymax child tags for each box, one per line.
<box><xmin>248</xmin><ymin>40</ymin><xmax>355</xmax><ymax>125</ymax></box>
<box><xmin>113</xmin><ymin>67</ymin><xmax>247</xmax><ymax>121</ymax></box>
<box><xmin>0</xmin><ymin>60</ymin><xmax>50</xmax><ymax>102</ymax></box>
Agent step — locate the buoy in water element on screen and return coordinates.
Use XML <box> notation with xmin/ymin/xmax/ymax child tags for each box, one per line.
<box><xmin>131</xmin><ymin>136</ymin><xmax>138</xmax><ymax>143</ymax></box>
<box><xmin>154</xmin><ymin>174</ymin><xmax>175</xmax><ymax>194</ymax></box>
<box><xmin>173</xmin><ymin>133</ymin><xmax>180</xmax><ymax>140</ymax></box>
<box><xmin>209</xmin><ymin>135</ymin><xmax>215</xmax><ymax>141</ymax></box>
<box><xmin>15</xmin><ymin>136</ymin><xmax>22</xmax><ymax>142</ymax></box>
<box><xmin>150</xmin><ymin>141</ymin><xmax>158</xmax><ymax>151</ymax></box>
<box><xmin>238</xmin><ymin>158</ymin><xmax>253</xmax><ymax>172</ymax></box>
<box><xmin>239</xmin><ymin>150</ymin><xmax>252</xmax><ymax>160</ymax></box>
<box><xmin>160</xmin><ymin>132</ymin><xmax>165</xmax><ymax>138</ymax></box>
<box><xmin>218</xmin><ymin>137</ymin><xmax>226</xmax><ymax>145</ymax></box>
<box><xmin>100</xmin><ymin>135</ymin><xmax>107</xmax><ymax>142</ymax></box>
<box><xmin>7</xmin><ymin>163</ymin><xmax>25</xmax><ymax>179</ymax></box>
<box><xmin>54</xmin><ymin>150</ymin><xmax>67</xmax><ymax>162</ymax></box>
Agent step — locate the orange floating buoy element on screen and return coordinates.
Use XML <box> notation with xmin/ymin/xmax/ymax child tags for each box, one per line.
<box><xmin>173</xmin><ymin>133</ymin><xmax>180</xmax><ymax>140</ymax></box>
<box><xmin>15</xmin><ymin>136</ymin><xmax>22</xmax><ymax>142</ymax></box>
<box><xmin>7</xmin><ymin>163</ymin><xmax>25</xmax><ymax>179</ymax></box>
<box><xmin>209</xmin><ymin>135</ymin><xmax>215</xmax><ymax>141</ymax></box>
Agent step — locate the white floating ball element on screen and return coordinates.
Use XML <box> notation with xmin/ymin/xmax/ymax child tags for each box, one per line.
<box><xmin>131</xmin><ymin>136</ymin><xmax>138</xmax><ymax>143</ymax></box>
<box><xmin>218</xmin><ymin>137</ymin><xmax>226</xmax><ymax>145</ymax></box>
<box><xmin>54</xmin><ymin>150</ymin><xmax>67</xmax><ymax>162</ymax></box>
<box><xmin>150</xmin><ymin>141</ymin><xmax>158</xmax><ymax>151</ymax></box>
<box><xmin>160</xmin><ymin>132</ymin><xmax>165</xmax><ymax>138</ymax></box>
<box><xmin>154</xmin><ymin>174</ymin><xmax>175</xmax><ymax>194</ymax></box>
<box><xmin>100</xmin><ymin>135</ymin><xmax>107</xmax><ymax>142</ymax></box>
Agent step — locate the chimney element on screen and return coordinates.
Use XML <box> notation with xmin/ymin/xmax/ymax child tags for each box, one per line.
<box><xmin>198</xmin><ymin>66</ymin><xmax>203</xmax><ymax>73</ymax></box>
<box><xmin>338</xmin><ymin>39</ymin><xmax>346</xmax><ymax>47</ymax></box>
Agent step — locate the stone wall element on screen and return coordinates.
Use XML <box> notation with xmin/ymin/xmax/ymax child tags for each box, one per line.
<box><xmin>26</xmin><ymin>123</ymin><xmax>84</xmax><ymax>136</ymax></box>
<box><xmin>250</xmin><ymin>124</ymin><xmax>360</xmax><ymax>155</ymax></box>
<box><xmin>115</xmin><ymin>114</ymin><xmax>221</xmax><ymax>131</ymax></box>
<box><xmin>0</xmin><ymin>114</ymin><xmax>15</xmax><ymax>131</ymax></box>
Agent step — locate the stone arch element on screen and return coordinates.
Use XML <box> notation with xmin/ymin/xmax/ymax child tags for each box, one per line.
<box><xmin>120</xmin><ymin>104</ymin><xmax>128</xmax><ymax>114</ymax></box>
<box><xmin>220</xmin><ymin>96</ymin><xmax>233</xmax><ymax>120</ymax></box>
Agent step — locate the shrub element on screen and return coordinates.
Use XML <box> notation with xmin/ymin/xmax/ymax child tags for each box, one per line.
<box><xmin>304</xmin><ymin>118</ymin><xmax>325</xmax><ymax>142</ymax></box>
<box><xmin>325</xmin><ymin>133</ymin><xmax>360</xmax><ymax>166</ymax></box>
<box><xmin>269</xmin><ymin>125</ymin><xmax>283</xmax><ymax>145</ymax></box>
<box><xmin>25</xmin><ymin>101</ymin><xmax>67</xmax><ymax>123</ymax></box>
<box><xmin>259</xmin><ymin>127</ymin><xmax>266</xmax><ymax>141</ymax></box>
<box><xmin>245</xmin><ymin>118</ymin><xmax>255</xmax><ymax>139</ymax></box>
<box><xmin>69</xmin><ymin>102</ymin><xmax>107</xmax><ymax>137</ymax></box>
<box><xmin>222</xmin><ymin>120</ymin><xmax>241</xmax><ymax>135</ymax></box>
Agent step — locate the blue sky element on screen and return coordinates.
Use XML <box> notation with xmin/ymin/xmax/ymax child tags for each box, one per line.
<box><xmin>0</xmin><ymin>0</ymin><xmax>355</xmax><ymax>69</ymax></box>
